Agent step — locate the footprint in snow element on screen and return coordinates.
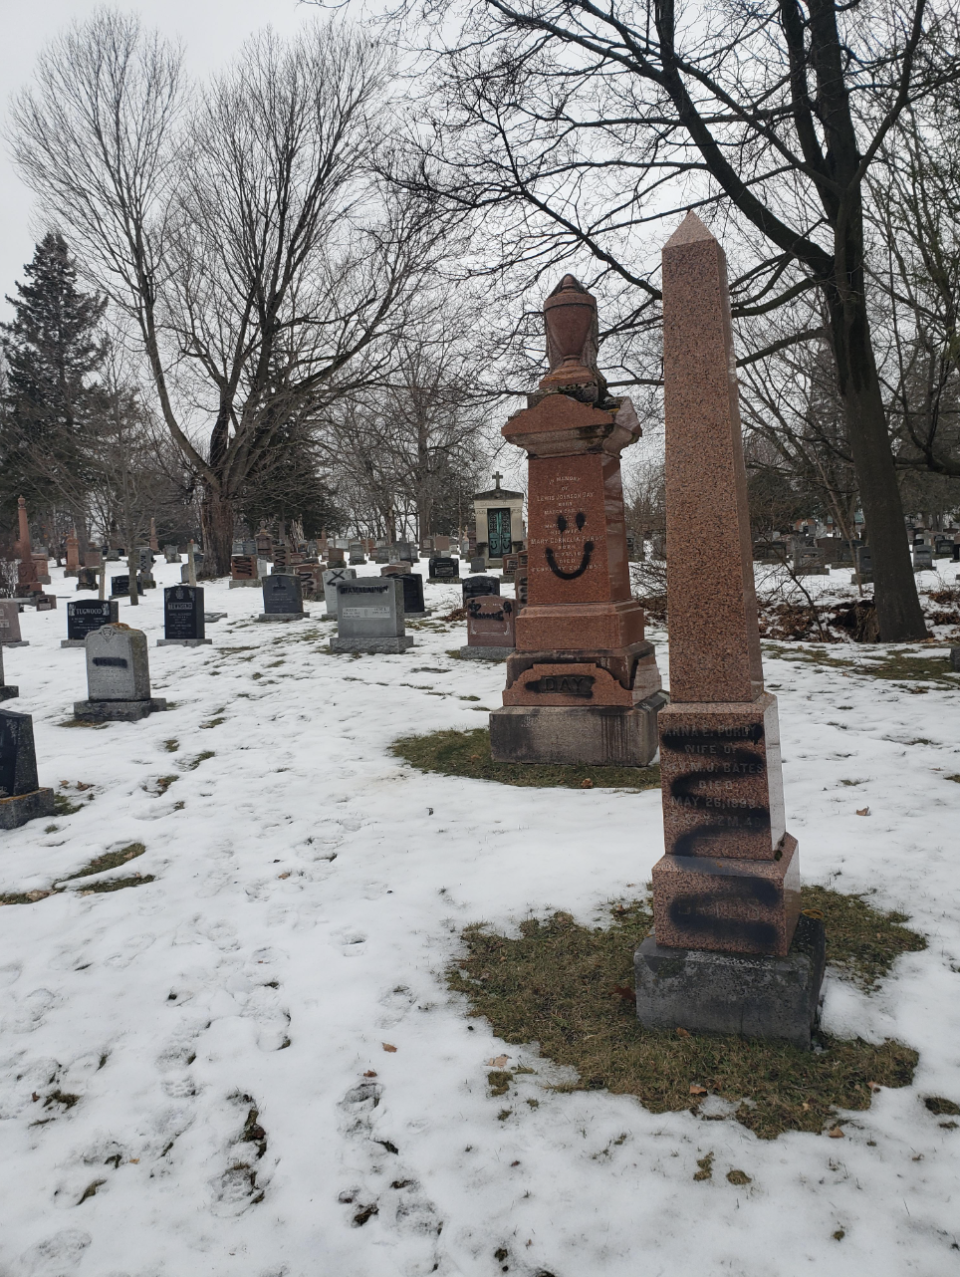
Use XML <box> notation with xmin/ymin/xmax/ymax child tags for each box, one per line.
<box><xmin>2</xmin><ymin>989</ymin><xmax>58</xmax><ymax>1034</ymax></box>
<box><xmin>19</xmin><ymin>1229</ymin><xmax>91</xmax><ymax>1276</ymax></box>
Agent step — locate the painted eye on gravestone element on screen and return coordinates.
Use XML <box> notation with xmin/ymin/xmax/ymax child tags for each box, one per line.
<box><xmin>557</xmin><ymin>515</ymin><xmax>568</xmax><ymax>533</ymax></box>
<box><xmin>575</xmin><ymin>512</ymin><xmax>586</xmax><ymax>530</ymax></box>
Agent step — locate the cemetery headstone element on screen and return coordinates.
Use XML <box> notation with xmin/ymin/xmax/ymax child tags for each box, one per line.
<box><xmin>953</xmin><ymin>544</ymin><xmax>960</xmax><ymax>563</ymax></box>
<box><xmin>913</xmin><ymin>545</ymin><xmax>934</xmax><ymax>572</ymax></box>
<box><xmin>327</xmin><ymin>546</ymin><xmax>346</xmax><ymax>568</ymax></box>
<box><xmin>63</xmin><ymin>599</ymin><xmax>119</xmax><ymax>648</ymax></box>
<box><xmin>515</xmin><ymin>551</ymin><xmax>529</xmax><ymax>605</ymax></box>
<box><xmin>434</xmin><ymin>535</ymin><xmax>451</xmax><ymax>553</ymax></box>
<box><xmin>0</xmin><ymin>601</ymin><xmax>29</xmax><ymax>647</ymax></box>
<box><xmin>76</xmin><ymin>567</ymin><xmax>100</xmax><ymax>591</ymax></box>
<box><xmin>374</xmin><ymin>546</ymin><xmax>390</xmax><ymax>564</ymax></box>
<box><xmin>0</xmin><ymin>707</ymin><xmax>55</xmax><ymax>828</ymax></box>
<box><xmin>462</xmin><ymin>575</ymin><xmax>500</xmax><ymax>603</ymax></box>
<box><xmin>181</xmin><ymin>551</ymin><xmax>203</xmax><ymax>584</ymax></box>
<box><xmin>0</xmin><ymin>645</ymin><xmax>17</xmax><ymax>700</ymax></box>
<box><xmin>111</xmin><ymin>574</ymin><xmax>130</xmax><ymax>598</ymax></box>
<box><xmin>84</xmin><ymin>549</ymin><xmax>103</xmax><ymax>569</ymax></box>
<box><xmin>348</xmin><ymin>542</ymin><xmax>366</xmax><ymax>565</ymax></box>
<box><xmin>634</xmin><ymin>212</ymin><xmax>823</xmax><ymax>1047</ymax></box>
<box><xmin>65</xmin><ymin>531</ymin><xmax>81</xmax><ymax>577</ymax></box>
<box><xmin>399</xmin><ymin>572</ymin><xmax>426</xmax><ymax>617</ymax></box>
<box><xmin>74</xmin><ymin>624</ymin><xmax>168</xmax><ymax>721</ymax></box>
<box><xmin>469</xmin><ymin>556</ymin><xmax>487</xmax><ymax>574</ymax></box>
<box><xmin>295</xmin><ymin>563</ymin><xmax>323</xmax><ymax>598</ymax></box>
<box><xmin>852</xmin><ymin>544</ymin><xmax>873</xmax><ymax>584</ymax></box>
<box><xmin>230</xmin><ymin>554</ymin><xmax>261</xmax><ymax>587</ymax></box>
<box><xmin>137</xmin><ymin>547</ymin><xmax>155</xmax><ymax>571</ymax></box>
<box><xmin>258</xmin><ymin>573</ymin><xmax>307</xmax><ymax>622</ymax></box>
<box><xmin>461</xmin><ymin>596</ymin><xmax>517</xmax><ymax>660</ymax></box>
<box><xmin>380</xmin><ymin>563</ymin><xmax>412</xmax><ymax>577</ymax></box>
<box><xmin>398</xmin><ymin>542</ymin><xmax>417</xmax><ymax>563</ymax></box>
<box><xmin>792</xmin><ymin>543</ymin><xmax>828</xmax><ymax>576</ymax></box>
<box><xmin>331</xmin><ymin>578</ymin><xmax>413</xmax><ymax>653</ymax></box>
<box><xmin>138</xmin><ymin>569</ymin><xmax>157</xmax><ymax>590</ymax></box>
<box><xmin>501</xmin><ymin>553</ymin><xmax>519</xmax><ymax>582</ymax></box>
<box><xmin>428</xmin><ymin>556</ymin><xmax>460</xmax><ymax>583</ymax></box>
<box><xmin>489</xmin><ymin>274</ymin><xmax>664</xmax><ymax>768</ymax></box>
<box><xmin>323</xmin><ymin>567</ymin><xmax>357</xmax><ymax>618</ymax></box>
<box><xmin>158</xmin><ymin>585</ymin><xmax>210</xmax><ymax>646</ymax></box>
<box><xmin>35</xmin><ymin>594</ymin><xmax>57</xmax><ymax>611</ymax></box>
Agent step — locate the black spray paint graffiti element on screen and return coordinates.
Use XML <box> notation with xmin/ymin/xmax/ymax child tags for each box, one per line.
<box><xmin>661</xmin><ymin>726</ymin><xmax>769</xmax><ymax>856</ymax></box>
<box><xmin>667</xmin><ymin>873</ymin><xmax>780</xmax><ymax>950</ymax></box>
<box><xmin>545</xmin><ymin>511</ymin><xmax>594</xmax><ymax>580</ymax></box>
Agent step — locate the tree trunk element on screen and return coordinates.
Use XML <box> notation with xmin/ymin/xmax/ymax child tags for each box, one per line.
<box><xmin>127</xmin><ymin>550</ymin><xmax>140</xmax><ymax>606</ymax></box>
<box><xmin>827</xmin><ymin>290</ymin><xmax>927</xmax><ymax>641</ymax></box>
<box><xmin>200</xmin><ymin>488</ymin><xmax>234</xmax><ymax>576</ymax></box>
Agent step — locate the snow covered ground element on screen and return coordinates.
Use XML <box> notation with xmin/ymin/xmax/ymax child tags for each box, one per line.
<box><xmin>2</xmin><ymin>556</ymin><xmax>960</xmax><ymax>1277</ymax></box>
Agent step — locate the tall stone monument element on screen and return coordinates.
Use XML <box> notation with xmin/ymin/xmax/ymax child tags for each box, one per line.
<box><xmin>634</xmin><ymin>214</ymin><xmax>824</xmax><ymax>1046</ymax></box>
<box><xmin>489</xmin><ymin>276</ymin><xmax>664</xmax><ymax>766</ymax></box>
<box><xmin>15</xmin><ymin>497</ymin><xmax>40</xmax><ymax>595</ymax></box>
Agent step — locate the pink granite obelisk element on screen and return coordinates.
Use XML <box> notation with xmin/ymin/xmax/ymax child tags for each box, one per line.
<box><xmin>650</xmin><ymin>214</ymin><xmax>799</xmax><ymax>958</ymax></box>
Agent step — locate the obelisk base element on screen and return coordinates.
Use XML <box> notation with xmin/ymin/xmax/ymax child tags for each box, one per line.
<box><xmin>489</xmin><ymin>694</ymin><xmax>666</xmax><ymax>766</ymax></box>
<box><xmin>634</xmin><ymin>914</ymin><xmax>825</xmax><ymax>1048</ymax></box>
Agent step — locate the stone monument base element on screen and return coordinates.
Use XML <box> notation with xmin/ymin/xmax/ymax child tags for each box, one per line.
<box><xmin>427</xmin><ymin>577</ymin><xmax>460</xmax><ymax>585</ymax></box>
<box><xmin>1</xmin><ymin>641</ymin><xmax>29</xmax><ymax>649</ymax></box>
<box><xmin>634</xmin><ymin>914</ymin><xmax>825</xmax><ymax>1049</ymax></box>
<box><xmin>0</xmin><ymin>684</ymin><xmax>19</xmax><ymax>701</ymax></box>
<box><xmin>460</xmin><ymin>645</ymin><xmax>514</xmax><ymax>661</ymax></box>
<box><xmin>156</xmin><ymin>638</ymin><xmax>212</xmax><ymax>647</ymax></box>
<box><xmin>61</xmin><ymin>640</ymin><xmax>87</xmax><ymax>648</ymax></box>
<box><xmin>0</xmin><ymin>788</ymin><xmax>56</xmax><ymax>830</ymax></box>
<box><xmin>489</xmin><ymin>694</ymin><xmax>666</xmax><ymax>766</ymax></box>
<box><xmin>256</xmin><ymin>613</ymin><xmax>308</xmax><ymax>623</ymax></box>
<box><xmin>64</xmin><ymin>569</ymin><xmax>79</xmax><ymax>578</ymax></box>
<box><xmin>330</xmin><ymin>636</ymin><xmax>414</xmax><ymax>654</ymax></box>
<box><xmin>229</xmin><ymin>578</ymin><xmax>262</xmax><ymax>588</ymax></box>
<box><xmin>73</xmin><ymin>698</ymin><xmax>168</xmax><ymax>722</ymax></box>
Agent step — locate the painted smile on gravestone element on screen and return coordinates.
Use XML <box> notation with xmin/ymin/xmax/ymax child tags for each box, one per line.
<box><xmin>545</xmin><ymin>512</ymin><xmax>594</xmax><ymax>580</ymax></box>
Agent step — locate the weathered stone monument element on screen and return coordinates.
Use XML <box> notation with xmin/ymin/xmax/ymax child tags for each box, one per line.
<box><xmin>0</xmin><ymin>708</ymin><xmax>55</xmax><ymax>828</ymax></box>
<box><xmin>331</xmin><ymin>578</ymin><xmax>413</xmax><ymax>653</ymax></box>
<box><xmin>0</xmin><ymin>601</ymin><xmax>29</xmax><ymax>648</ymax></box>
<box><xmin>258</xmin><ymin>573</ymin><xmax>308</xmax><ymax>622</ymax></box>
<box><xmin>0</xmin><ymin>645</ymin><xmax>18</xmax><ymax>700</ymax></box>
<box><xmin>462</xmin><ymin>575</ymin><xmax>500</xmax><ymax>604</ymax></box>
<box><xmin>75</xmin><ymin>624</ymin><xmax>167</xmax><ymax>721</ymax></box>
<box><xmin>14</xmin><ymin>497</ymin><xmax>41</xmax><ymax>596</ymax></box>
<box><xmin>63</xmin><ymin>599</ymin><xmax>119</xmax><ymax>648</ymax></box>
<box><xmin>428</xmin><ymin>556</ymin><xmax>460</xmax><ymax>584</ymax></box>
<box><xmin>461</xmin><ymin>596</ymin><xmax>517</xmax><ymax>661</ymax></box>
<box><xmin>634</xmin><ymin>214</ymin><xmax>824</xmax><ymax>1047</ymax></box>
<box><xmin>489</xmin><ymin>275</ymin><xmax>664</xmax><ymax>766</ymax></box>
<box><xmin>158</xmin><ymin>585</ymin><xmax>211</xmax><ymax>646</ymax></box>
<box><xmin>323</xmin><ymin>567</ymin><xmax>357</xmax><ymax>618</ymax></box>
<box><xmin>64</xmin><ymin>530</ymin><xmax>81</xmax><ymax>577</ymax></box>
<box><xmin>398</xmin><ymin>573</ymin><xmax>427</xmax><ymax>618</ymax></box>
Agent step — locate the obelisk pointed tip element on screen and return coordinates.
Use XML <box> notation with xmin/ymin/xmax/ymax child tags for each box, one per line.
<box><xmin>664</xmin><ymin>211</ymin><xmax>715</xmax><ymax>250</ymax></box>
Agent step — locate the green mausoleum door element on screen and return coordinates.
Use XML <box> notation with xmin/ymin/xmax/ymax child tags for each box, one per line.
<box><xmin>486</xmin><ymin>508</ymin><xmax>512</xmax><ymax>559</ymax></box>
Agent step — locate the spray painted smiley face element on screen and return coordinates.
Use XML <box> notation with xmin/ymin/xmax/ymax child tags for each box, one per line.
<box><xmin>545</xmin><ymin>511</ymin><xmax>595</xmax><ymax>580</ymax></box>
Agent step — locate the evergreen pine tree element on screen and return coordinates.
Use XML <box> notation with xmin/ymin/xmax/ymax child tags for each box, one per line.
<box><xmin>0</xmin><ymin>232</ymin><xmax>106</xmax><ymax>521</ymax></box>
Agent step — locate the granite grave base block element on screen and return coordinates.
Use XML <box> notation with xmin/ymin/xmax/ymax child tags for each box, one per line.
<box><xmin>650</xmin><ymin>836</ymin><xmax>801</xmax><ymax>958</ymax></box>
<box><xmin>256</xmin><ymin>612</ymin><xmax>309</xmax><ymax>623</ymax></box>
<box><xmin>73</xmin><ymin>697</ymin><xmax>168</xmax><ymax>722</ymax></box>
<box><xmin>634</xmin><ymin>913</ymin><xmax>825</xmax><ymax>1048</ymax></box>
<box><xmin>0</xmin><ymin>788</ymin><xmax>56</xmax><ymax>830</ymax></box>
<box><xmin>0</xmin><ymin>686</ymin><xmax>18</xmax><ymax>701</ymax></box>
<box><xmin>329</xmin><ymin>635</ymin><xmax>414</xmax><ymax>654</ymax></box>
<box><xmin>459</xmin><ymin>644</ymin><xmax>514</xmax><ymax>661</ymax></box>
<box><xmin>489</xmin><ymin>695</ymin><xmax>666</xmax><ymax>767</ymax></box>
<box><xmin>229</xmin><ymin>578</ymin><xmax>262</xmax><ymax>588</ymax></box>
<box><xmin>156</xmin><ymin>638</ymin><xmax>212</xmax><ymax>647</ymax></box>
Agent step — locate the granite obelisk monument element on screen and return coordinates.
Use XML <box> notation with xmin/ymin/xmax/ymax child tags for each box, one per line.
<box><xmin>489</xmin><ymin>276</ymin><xmax>664</xmax><ymax>766</ymax></box>
<box><xmin>635</xmin><ymin>215</ymin><xmax>824</xmax><ymax>1045</ymax></box>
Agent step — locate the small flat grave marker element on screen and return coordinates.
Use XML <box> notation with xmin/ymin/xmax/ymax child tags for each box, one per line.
<box><xmin>0</xmin><ymin>707</ymin><xmax>55</xmax><ymax>828</ymax></box>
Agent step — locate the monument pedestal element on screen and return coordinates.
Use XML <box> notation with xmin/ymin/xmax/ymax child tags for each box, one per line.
<box><xmin>491</xmin><ymin>696</ymin><xmax>665</xmax><ymax>766</ymax></box>
<box><xmin>329</xmin><ymin>636</ymin><xmax>413</xmax><ymax>654</ymax></box>
<box><xmin>0</xmin><ymin>686</ymin><xmax>18</xmax><ymax>701</ymax></box>
<box><xmin>256</xmin><ymin>612</ymin><xmax>308</xmax><ymax>623</ymax></box>
<box><xmin>0</xmin><ymin>788</ymin><xmax>55</xmax><ymax>830</ymax></box>
<box><xmin>74</xmin><ymin>698</ymin><xmax>168</xmax><ymax>722</ymax></box>
<box><xmin>460</xmin><ymin>645</ymin><xmax>514</xmax><ymax>661</ymax></box>
<box><xmin>156</xmin><ymin>639</ymin><xmax>212</xmax><ymax>647</ymax></box>
<box><xmin>634</xmin><ymin>914</ymin><xmax>826</xmax><ymax>1048</ymax></box>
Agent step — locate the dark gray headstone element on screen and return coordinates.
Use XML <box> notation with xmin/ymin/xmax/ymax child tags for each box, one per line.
<box><xmin>400</xmin><ymin>573</ymin><xmax>425</xmax><ymax>616</ymax></box>
<box><xmin>76</xmin><ymin>567</ymin><xmax>100</xmax><ymax>590</ymax></box>
<box><xmin>111</xmin><ymin>574</ymin><xmax>130</xmax><ymax>597</ymax></box>
<box><xmin>164</xmin><ymin>585</ymin><xmax>205</xmax><ymax>640</ymax></box>
<box><xmin>67</xmin><ymin>599</ymin><xmax>118</xmax><ymax>642</ymax></box>
<box><xmin>469</xmin><ymin>556</ymin><xmax>486</xmax><ymax>574</ymax></box>
<box><xmin>262</xmin><ymin>574</ymin><xmax>304</xmax><ymax>615</ymax></box>
<box><xmin>331</xmin><ymin>578</ymin><xmax>412</xmax><ymax>653</ymax></box>
<box><xmin>0</xmin><ymin>708</ymin><xmax>39</xmax><ymax>797</ymax></box>
<box><xmin>913</xmin><ymin>545</ymin><xmax>934</xmax><ymax>571</ymax></box>
<box><xmin>428</xmin><ymin>557</ymin><xmax>460</xmax><ymax>581</ymax></box>
<box><xmin>462</xmin><ymin>575</ymin><xmax>500</xmax><ymax>602</ymax></box>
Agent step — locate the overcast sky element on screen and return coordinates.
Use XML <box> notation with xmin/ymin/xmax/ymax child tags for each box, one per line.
<box><xmin>0</xmin><ymin>0</ymin><xmax>326</xmax><ymax>319</ymax></box>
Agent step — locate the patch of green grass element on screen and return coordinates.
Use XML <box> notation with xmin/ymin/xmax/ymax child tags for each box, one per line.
<box><xmin>57</xmin><ymin>843</ymin><xmax>146</xmax><ymax>883</ymax></box>
<box><xmin>858</xmin><ymin>652</ymin><xmax>960</xmax><ymax>684</ymax></box>
<box><xmin>53</xmin><ymin>793</ymin><xmax>84</xmax><ymax>816</ymax></box>
<box><xmin>448</xmin><ymin>893</ymin><xmax>920</xmax><ymax>1140</ymax></box>
<box><xmin>76</xmin><ymin>874</ymin><xmax>155</xmax><ymax>894</ymax></box>
<box><xmin>924</xmin><ymin>1096</ymin><xmax>960</xmax><ymax>1116</ymax></box>
<box><xmin>802</xmin><ymin>885</ymin><xmax>927</xmax><ymax>989</ymax></box>
<box><xmin>163</xmin><ymin>739</ymin><xmax>180</xmax><ymax>753</ymax></box>
<box><xmin>391</xmin><ymin>727</ymin><xmax>661</xmax><ymax>792</ymax></box>
<box><xmin>183</xmin><ymin>751</ymin><xmax>214</xmax><ymax>771</ymax></box>
<box><xmin>200</xmin><ymin>717</ymin><xmax>225</xmax><ymax>730</ymax></box>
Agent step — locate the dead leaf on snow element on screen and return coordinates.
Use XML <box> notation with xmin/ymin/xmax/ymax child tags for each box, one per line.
<box><xmin>382</xmin><ymin>1043</ymin><xmax>397</xmax><ymax>1053</ymax></box>
<box><xmin>856</xmin><ymin>807</ymin><xmax>870</xmax><ymax>816</ymax></box>
<box><xmin>486</xmin><ymin>1055</ymin><xmax>509</xmax><ymax>1068</ymax></box>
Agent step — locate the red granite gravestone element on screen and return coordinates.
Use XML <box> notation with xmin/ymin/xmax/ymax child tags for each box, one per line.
<box><xmin>634</xmin><ymin>215</ymin><xmax>824</xmax><ymax>1047</ymax></box>
<box><xmin>489</xmin><ymin>276</ymin><xmax>664</xmax><ymax>766</ymax></box>
<box><xmin>461</xmin><ymin>596</ymin><xmax>517</xmax><ymax>661</ymax></box>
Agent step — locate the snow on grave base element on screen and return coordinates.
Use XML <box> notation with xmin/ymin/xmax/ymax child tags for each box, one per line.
<box><xmin>0</xmin><ymin>707</ymin><xmax>55</xmax><ymax>830</ymax></box>
<box><xmin>74</xmin><ymin>624</ymin><xmax>168</xmax><ymax>722</ymax></box>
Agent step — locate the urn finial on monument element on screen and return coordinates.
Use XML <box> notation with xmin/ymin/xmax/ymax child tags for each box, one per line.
<box><xmin>539</xmin><ymin>274</ymin><xmax>602</xmax><ymax>402</ymax></box>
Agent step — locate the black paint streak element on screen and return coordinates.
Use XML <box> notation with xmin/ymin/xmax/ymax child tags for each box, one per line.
<box><xmin>661</xmin><ymin>725</ymin><xmax>764</xmax><ymax>750</ymax></box>
<box><xmin>667</xmin><ymin>743</ymin><xmax>769</xmax><ymax>855</ymax></box>
<box><xmin>545</xmin><ymin>541</ymin><xmax>594</xmax><ymax>580</ymax></box>
<box><xmin>92</xmin><ymin>657</ymin><xmax>129</xmax><ymax>668</ymax></box>
<box><xmin>668</xmin><ymin>876</ymin><xmax>780</xmax><ymax>949</ymax></box>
